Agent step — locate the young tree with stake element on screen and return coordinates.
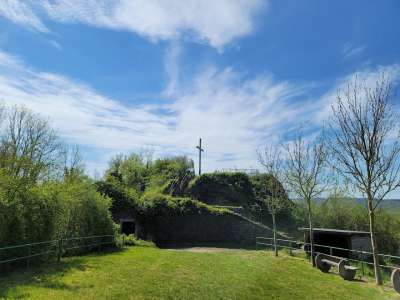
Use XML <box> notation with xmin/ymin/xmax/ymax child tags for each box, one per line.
<box><xmin>283</xmin><ymin>131</ymin><xmax>329</xmax><ymax>266</ymax></box>
<box><xmin>258</xmin><ymin>146</ymin><xmax>291</xmax><ymax>257</ymax></box>
<box><xmin>329</xmin><ymin>75</ymin><xmax>400</xmax><ymax>285</ymax></box>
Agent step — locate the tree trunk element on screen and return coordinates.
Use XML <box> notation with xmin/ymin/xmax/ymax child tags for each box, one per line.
<box><xmin>368</xmin><ymin>201</ymin><xmax>383</xmax><ymax>285</ymax></box>
<box><xmin>272</xmin><ymin>213</ymin><xmax>278</xmax><ymax>257</ymax></box>
<box><xmin>307</xmin><ymin>200</ymin><xmax>315</xmax><ymax>267</ymax></box>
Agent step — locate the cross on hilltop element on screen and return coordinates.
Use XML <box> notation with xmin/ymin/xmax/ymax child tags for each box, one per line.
<box><xmin>196</xmin><ymin>138</ymin><xmax>204</xmax><ymax>175</ymax></box>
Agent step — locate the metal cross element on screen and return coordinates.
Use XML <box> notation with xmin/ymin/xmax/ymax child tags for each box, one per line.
<box><xmin>196</xmin><ymin>138</ymin><xmax>204</xmax><ymax>175</ymax></box>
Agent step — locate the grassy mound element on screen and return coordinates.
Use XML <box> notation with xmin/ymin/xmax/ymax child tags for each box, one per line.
<box><xmin>0</xmin><ymin>247</ymin><xmax>396</xmax><ymax>299</ymax></box>
<box><xmin>188</xmin><ymin>172</ymin><xmax>254</xmax><ymax>207</ymax></box>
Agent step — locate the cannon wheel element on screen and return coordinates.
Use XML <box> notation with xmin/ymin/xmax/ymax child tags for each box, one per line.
<box><xmin>315</xmin><ymin>254</ymin><xmax>331</xmax><ymax>273</ymax></box>
<box><xmin>391</xmin><ymin>268</ymin><xmax>400</xmax><ymax>293</ymax></box>
<box><xmin>338</xmin><ymin>259</ymin><xmax>356</xmax><ymax>281</ymax></box>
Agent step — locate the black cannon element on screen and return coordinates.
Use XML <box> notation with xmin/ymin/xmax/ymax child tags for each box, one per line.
<box><xmin>315</xmin><ymin>253</ymin><xmax>358</xmax><ymax>280</ymax></box>
<box><xmin>391</xmin><ymin>268</ymin><xmax>400</xmax><ymax>294</ymax></box>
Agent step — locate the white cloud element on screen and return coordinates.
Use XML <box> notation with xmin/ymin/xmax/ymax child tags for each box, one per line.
<box><xmin>48</xmin><ymin>40</ymin><xmax>62</xmax><ymax>50</ymax></box>
<box><xmin>314</xmin><ymin>64</ymin><xmax>400</xmax><ymax>123</ymax></box>
<box><xmin>0</xmin><ymin>49</ymin><xmax>315</xmax><ymax>174</ymax></box>
<box><xmin>0</xmin><ymin>0</ymin><xmax>265</xmax><ymax>49</ymax></box>
<box><xmin>0</xmin><ymin>0</ymin><xmax>49</xmax><ymax>32</ymax></box>
<box><xmin>1</xmin><ymin>49</ymin><xmax>397</xmax><ymax>175</ymax></box>
<box><xmin>164</xmin><ymin>42</ymin><xmax>182</xmax><ymax>96</ymax></box>
<box><xmin>342</xmin><ymin>42</ymin><xmax>365</xmax><ymax>60</ymax></box>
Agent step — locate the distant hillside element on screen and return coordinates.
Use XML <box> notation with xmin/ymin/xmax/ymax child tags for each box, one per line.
<box><xmin>373</xmin><ymin>199</ymin><xmax>400</xmax><ymax>209</ymax></box>
<box><xmin>353</xmin><ymin>198</ymin><xmax>400</xmax><ymax>209</ymax></box>
<box><xmin>293</xmin><ymin>198</ymin><xmax>400</xmax><ymax>209</ymax></box>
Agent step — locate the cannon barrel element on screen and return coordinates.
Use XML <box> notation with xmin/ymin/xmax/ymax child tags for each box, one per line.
<box><xmin>315</xmin><ymin>253</ymin><xmax>357</xmax><ymax>281</ymax></box>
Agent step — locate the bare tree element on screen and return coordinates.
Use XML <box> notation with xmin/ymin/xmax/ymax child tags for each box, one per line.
<box><xmin>329</xmin><ymin>75</ymin><xmax>400</xmax><ymax>285</ymax></box>
<box><xmin>61</xmin><ymin>145</ymin><xmax>85</xmax><ymax>179</ymax></box>
<box><xmin>283</xmin><ymin>131</ymin><xmax>329</xmax><ymax>266</ymax></box>
<box><xmin>258</xmin><ymin>146</ymin><xmax>292</xmax><ymax>257</ymax></box>
<box><xmin>0</xmin><ymin>106</ymin><xmax>62</xmax><ymax>185</ymax></box>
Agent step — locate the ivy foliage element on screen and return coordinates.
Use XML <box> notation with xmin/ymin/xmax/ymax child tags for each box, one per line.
<box><xmin>188</xmin><ymin>172</ymin><xmax>255</xmax><ymax>207</ymax></box>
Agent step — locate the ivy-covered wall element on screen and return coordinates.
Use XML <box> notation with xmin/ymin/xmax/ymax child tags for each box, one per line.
<box><xmin>134</xmin><ymin>193</ymin><xmax>274</xmax><ymax>245</ymax></box>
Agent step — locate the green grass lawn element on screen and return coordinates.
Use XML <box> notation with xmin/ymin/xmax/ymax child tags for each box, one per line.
<box><xmin>0</xmin><ymin>246</ymin><xmax>397</xmax><ymax>299</ymax></box>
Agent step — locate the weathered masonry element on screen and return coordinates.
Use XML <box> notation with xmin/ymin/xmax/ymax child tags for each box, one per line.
<box><xmin>300</xmin><ymin>228</ymin><xmax>372</xmax><ymax>258</ymax></box>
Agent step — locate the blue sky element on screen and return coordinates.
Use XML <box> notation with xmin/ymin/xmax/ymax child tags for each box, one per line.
<box><xmin>0</xmin><ymin>1</ymin><xmax>399</xmax><ymax>189</ymax></box>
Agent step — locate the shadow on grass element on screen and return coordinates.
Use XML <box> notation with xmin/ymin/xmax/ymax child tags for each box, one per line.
<box><xmin>0</xmin><ymin>247</ymin><xmax>129</xmax><ymax>299</ymax></box>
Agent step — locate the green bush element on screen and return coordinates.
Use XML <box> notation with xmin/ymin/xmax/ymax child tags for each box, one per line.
<box><xmin>0</xmin><ymin>106</ymin><xmax>117</xmax><ymax>254</ymax></box>
<box><xmin>103</xmin><ymin>154</ymin><xmax>195</xmax><ymax>197</ymax></box>
<box><xmin>144</xmin><ymin>156</ymin><xmax>195</xmax><ymax>197</ymax></box>
<box><xmin>250</xmin><ymin>173</ymin><xmax>288</xmax><ymax>202</ymax></box>
<box><xmin>188</xmin><ymin>172</ymin><xmax>255</xmax><ymax>207</ymax></box>
<box><xmin>105</xmin><ymin>153</ymin><xmax>150</xmax><ymax>194</ymax></box>
<box><xmin>0</xmin><ymin>173</ymin><xmax>63</xmax><ymax>246</ymax></box>
<box><xmin>0</xmin><ymin>174</ymin><xmax>116</xmax><ymax>266</ymax></box>
<box><xmin>137</xmin><ymin>193</ymin><xmax>227</xmax><ymax>219</ymax></box>
<box><xmin>249</xmin><ymin>173</ymin><xmax>293</xmax><ymax>225</ymax></box>
<box><xmin>115</xmin><ymin>234</ymin><xmax>156</xmax><ymax>248</ymax></box>
<box><xmin>96</xmin><ymin>177</ymin><xmax>139</xmax><ymax>222</ymax></box>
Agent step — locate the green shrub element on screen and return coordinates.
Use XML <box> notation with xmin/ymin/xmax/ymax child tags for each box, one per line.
<box><xmin>146</xmin><ymin>156</ymin><xmax>195</xmax><ymax>197</ymax></box>
<box><xmin>138</xmin><ymin>193</ymin><xmax>227</xmax><ymax>218</ymax></box>
<box><xmin>116</xmin><ymin>234</ymin><xmax>156</xmax><ymax>248</ymax></box>
<box><xmin>249</xmin><ymin>173</ymin><xmax>293</xmax><ymax>225</ymax></box>
<box><xmin>103</xmin><ymin>154</ymin><xmax>195</xmax><ymax>198</ymax></box>
<box><xmin>188</xmin><ymin>172</ymin><xmax>255</xmax><ymax>207</ymax></box>
<box><xmin>105</xmin><ymin>153</ymin><xmax>150</xmax><ymax>194</ymax></box>
<box><xmin>0</xmin><ymin>174</ymin><xmax>116</xmax><ymax>265</ymax></box>
<box><xmin>57</xmin><ymin>177</ymin><xmax>116</xmax><ymax>239</ymax></box>
<box><xmin>96</xmin><ymin>177</ymin><xmax>139</xmax><ymax>222</ymax></box>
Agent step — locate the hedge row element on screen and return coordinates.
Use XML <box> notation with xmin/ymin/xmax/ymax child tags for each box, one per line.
<box><xmin>0</xmin><ymin>175</ymin><xmax>116</xmax><ymax>266</ymax></box>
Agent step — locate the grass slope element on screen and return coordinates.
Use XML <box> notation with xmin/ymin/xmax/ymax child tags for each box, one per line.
<box><xmin>0</xmin><ymin>247</ymin><xmax>397</xmax><ymax>299</ymax></box>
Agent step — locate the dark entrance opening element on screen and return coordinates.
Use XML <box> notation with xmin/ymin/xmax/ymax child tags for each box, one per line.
<box><xmin>313</xmin><ymin>232</ymin><xmax>350</xmax><ymax>257</ymax></box>
<box><xmin>121</xmin><ymin>221</ymin><xmax>135</xmax><ymax>235</ymax></box>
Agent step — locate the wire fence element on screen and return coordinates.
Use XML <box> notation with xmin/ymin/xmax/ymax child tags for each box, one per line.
<box><xmin>256</xmin><ymin>236</ymin><xmax>400</xmax><ymax>286</ymax></box>
<box><xmin>0</xmin><ymin>234</ymin><xmax>116</xmax><ymax>269</ymax></box>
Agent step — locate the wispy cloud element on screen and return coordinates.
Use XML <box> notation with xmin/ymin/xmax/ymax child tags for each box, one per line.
<box><xmin>0</xmin><ymin>49</ymin><xmax>398</xmax><ymax>175</ymax></box>
<box><xmin>0</xmin><ymin>0</ymin><xmax>265</xmax><ymax>49</ymax></box>
<box><xmin>48</xmin><ymin>40</ymin><xmax>62</xmax><ymax>50</ymax></box>
<box><xmin>164</xmin><ymin>42</ymin><xmax>182</xmax><ymax>97</ymax></box>
<box><xmin>0</xmin><ymin>0</ymin><xmax>49</xmax><ymax>32</ymax></box>
<box><xmin>342</xmin><ymin>42</ymin><xmax>365</xmax><ymax>60</ymax></box>
<box><xmin>0</xmin><ymin>49</ymin><xmax>312</xmax><ymax>173</ymax></box>
<box><xmin>314</xmin><ymin>64</ymin><xmax>400</xmax><ymax>123</ymax></box>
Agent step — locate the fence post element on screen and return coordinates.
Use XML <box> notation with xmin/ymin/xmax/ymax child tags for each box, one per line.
<box><xmin>360</xmin><ymin>247</ymin><xmax>364</xmax><ymax>277</ymax></box>
<box><xmin>289</xmin><ymin>241</ymin><xmax>292</xmax><ymax>256</ymax></box>
<box><xmin>330</xmin><ymin>246</ymin><xmax>333</xmax><ymax>256</ymax></box>
<box><xmin>26</xmin><ymin>244</ymin><xmax>31</xmax><ymax>268</ymax></box>
<box><xmin>57</xmin><ymin>239</ymin><xmax>62</xmax><ymax>263</ymax></box>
